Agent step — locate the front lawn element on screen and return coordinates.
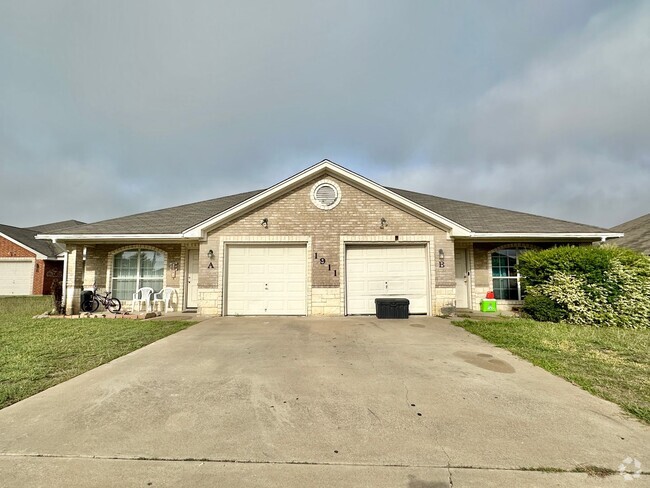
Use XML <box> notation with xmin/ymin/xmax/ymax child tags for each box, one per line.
<box><xmin>454</xmin><ymin>318</ymin><xmax>650</xmax><ymax>424</ymax></box>
<box><xmin>0</xmin><ymin>296</ymin><xmax>194</xmax><ymax>409</ymax></box>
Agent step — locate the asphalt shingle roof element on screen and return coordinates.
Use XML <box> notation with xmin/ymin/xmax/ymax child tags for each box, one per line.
<box><xmin>388</xmin><ymin>188</ymin><xmax>610</xmax><ymax>234</ymax></box>
<box><xmin>46</xmin><ymin>190</ymin><xmax>263</xmax><ymax>235</ymax></box>
<box><xmin>41</xmin><ymin>185</ymin><xmax>610</xmax><ymax>237</ymax></box>
<box><xmin>0</xmin><ymin>224</ymin><xmax>65</xmax><ymax>258</ymax></box>
<box><xmin>0</xmin><ymin>221</ymin><xmax>86</xmax><ymax>257</ymax></box>
<box><xmin>29</xmin><ymin>220</ymin><xmax>87</xmax><ymax>233</ymax></box>
<box><xmin>611</xmin><ymin>213</ymin><xmax>650</xmax><ymax>254</ymax></box>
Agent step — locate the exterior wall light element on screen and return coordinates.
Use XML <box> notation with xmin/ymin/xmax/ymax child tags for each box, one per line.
<box><xmin>261</xmin><ymin>218</ymin><xmax>268</xmax><ymax>228</ymax></box>
<box><xmin>207</xmin><ymin>249</ymin><xmax>215</xmax><ymax>260</ymax></box>
<box><xmin>380</xmin><ymin>217</ymin><xmax>387</xmax><ymax>229</ymax></box>
<box><xmin>438</xmin><ymin>249</ymin><xmax>445</xmax><ymax>260</ymax></box>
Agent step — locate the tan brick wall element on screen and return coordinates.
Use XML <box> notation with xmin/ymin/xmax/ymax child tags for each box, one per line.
<box><xmin>65</xmin><ymin>245</ymin><xmax>84</xmax><ymax>313</ymax></box>
<box><xmin>469</xmin><ymin>241</ymin><xmax>585</xmax><ymax>311</ymax></box>
<box><xmin>204</xmin><ymin>175</ymin><xmax>452</xmax><ymax>315</ymax></box>
<box><xmin>66</xmin><ymin>243</ymin><xmax>183</xmax><ymax>313</ymax></box>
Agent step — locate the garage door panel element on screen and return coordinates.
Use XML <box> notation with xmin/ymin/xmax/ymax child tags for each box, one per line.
<box><xmin>0</xmin><ymin>261</ymin><xmax>33</xmax><ymax>296</ymax></box>
<box><xmin>226</xmin><ymin>245</ymin><xmax>306</xmax><ymax>316</ymax></box>
<box><xmin>346</xmin><ymin>246</ymin><xmax>428</xmax><ymax>315</ymax></box>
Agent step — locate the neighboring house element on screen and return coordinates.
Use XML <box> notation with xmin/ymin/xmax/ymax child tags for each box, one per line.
<box><xmin>37</xmin><ymin>161</ymin><xmax>620</xmax><ymax>315</ymax></box>
<box><xmin>0</xmin><ymin>220</ymin><xmax>85</xmax><ymax>296</ymax></box>
<box><xmin>610</xmin><ymin>213</ymin><xmax>650</xmax><ymax>255</ymax></box>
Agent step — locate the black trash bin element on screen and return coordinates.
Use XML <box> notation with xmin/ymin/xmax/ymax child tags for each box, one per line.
<box><xmin>375</xmin><ymin>298</ymin><xmax>410</xmax><ymax>319</ymax></box>
<box><xmin>80</xmin><ymin>290</ymin><xmax>94</xmax><ymax>312</ymax></box>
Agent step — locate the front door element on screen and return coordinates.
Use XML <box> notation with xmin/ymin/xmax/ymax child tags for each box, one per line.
<box><xmin>186</xmin><ymin>249</ymin><xmax>199</xmax><ymax>308</ymax></box>
<box><xmin>455</xmin><ymin>248</ymin><xmax>470</xmax><ymax>309</ymax></box>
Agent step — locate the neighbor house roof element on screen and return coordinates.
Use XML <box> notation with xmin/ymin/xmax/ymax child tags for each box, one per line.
<box><xmin>611</xmin><ymin>213</ymin><xmax>650</xmax><ymax>255</ymax></box>
<box><xmin>0</xmin><ymin>224</ymin><xmax>66</xmax><ymax>258</ymax></box>
<box><xmin>36</xmin><ymin>160</ymin><xmax>618</xmax><ymax>241</ymax></box>
<box><xmin>0</xmin><ymin>221</ymin><xmax>86</xmax><ymax>258</ymax></box>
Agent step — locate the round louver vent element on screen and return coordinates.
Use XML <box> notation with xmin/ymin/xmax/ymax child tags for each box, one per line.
<box><xmin>310</xmin><ymin>180</ymin><xmax>341</xmax><ymax>210</ymax></box>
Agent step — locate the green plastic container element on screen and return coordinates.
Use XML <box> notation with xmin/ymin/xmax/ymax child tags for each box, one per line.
<box><xmin>480</xmin><ymin>299</ymin><xmax>497</xmax><ymax>313</ymax></box>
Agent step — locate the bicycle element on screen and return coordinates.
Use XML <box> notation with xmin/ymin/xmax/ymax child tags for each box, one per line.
<box><xmin>81</xmin><ymin>285</ymin><xmax>122</xmax><ymax>313</ymax></box>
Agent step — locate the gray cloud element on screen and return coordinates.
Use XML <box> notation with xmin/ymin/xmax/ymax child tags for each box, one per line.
<box><xmin>0</xmin><ymin>0</ymin><xmax>644</xmax><ymax>229</ymax></box>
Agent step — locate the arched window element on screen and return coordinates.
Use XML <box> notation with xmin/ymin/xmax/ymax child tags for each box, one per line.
<box><xmin>112</xmin><ymin>249</ymin><xmax>164</xmax><ymax>300</ymax></box>
<box><xmin>491</xmin><ymin>248</ymin><xmax>525</xmax><ymax>300</ymax></box>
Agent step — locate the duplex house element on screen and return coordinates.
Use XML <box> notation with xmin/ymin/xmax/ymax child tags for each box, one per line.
<box><xmin>37</xmin><ymin>161</ymin><xmax>620</xmax><ymax>315</ymax></box>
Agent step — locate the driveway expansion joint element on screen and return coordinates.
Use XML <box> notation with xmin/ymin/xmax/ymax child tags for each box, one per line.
<box><xmin>1</xmin><ymin>452</ymin><xmax>641</xmax><ymax>478</ymax></box>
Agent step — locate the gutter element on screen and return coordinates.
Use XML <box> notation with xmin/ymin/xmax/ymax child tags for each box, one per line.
<box><xmin>36</xmin><ymin>233</ymin><xmax>186</xmax><ymax>242</ymax></box>
<box><xmin>465</xmin><ymin>232</ymin><xmax>624</xmax><ymax>239</ymax></box>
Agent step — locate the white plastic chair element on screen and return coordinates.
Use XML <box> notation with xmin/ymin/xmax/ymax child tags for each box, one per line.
<box><xmin>153</xmin><ymin>287</ymin><xmax>176</xmax><ymax>313</ymax></box>
<box><xmin>132</xmin><ymin>287</ymin><xmax>154</xmax><ymax>312</ymax></box>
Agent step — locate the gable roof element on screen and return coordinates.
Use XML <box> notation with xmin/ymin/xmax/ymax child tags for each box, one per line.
<box><xmin>37</xmin><ymin>160</ymin><xmax>619</xmax><ymax>242</ymax></box>
<box><xmin>0</xmin><ymin>221</ymin><xmax>86</xmax><ymax>258</ymax></box>
<box><xmin>611</xmin><ymin>213</ymin><xmax>650</xmax><ymax>254</ymax></box>
<box><xmin>0</xmin><ymin>224</ymin><xmax>64</xmax><ymax>258</ymax></box>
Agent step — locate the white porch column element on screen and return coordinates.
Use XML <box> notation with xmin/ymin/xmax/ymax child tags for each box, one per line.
<box><xmin>64</xmin><ymin>245</ymin><xmax>84</xmax><ymax>314</ymax></box>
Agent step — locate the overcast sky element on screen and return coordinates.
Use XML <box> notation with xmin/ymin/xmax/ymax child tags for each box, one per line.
<box><xmin>1</xmin><ymin>0</ymin><xmax>648</xmax><ymax>229</ymax></box>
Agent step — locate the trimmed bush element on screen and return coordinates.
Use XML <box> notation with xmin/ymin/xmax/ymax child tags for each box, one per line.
<box><xmin>521</xmin><ymin>292</ymin><xmax>567</xmax><ymax>323</ymax></box>
<box><xmin>518</xmin><ymin>245</ymin><xmax>650</xmax><ymax>328</ymax></box>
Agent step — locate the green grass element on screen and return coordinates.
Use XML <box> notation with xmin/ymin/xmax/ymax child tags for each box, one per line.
<box><xmin>0</xmin><ymin>296</ymin><xmax>194</xmax><ymax>409</ymax></box>
<box><xmin>454</xmin><ymin>318</ymin><xmax>650</xmax><ymax>424</ymax></box>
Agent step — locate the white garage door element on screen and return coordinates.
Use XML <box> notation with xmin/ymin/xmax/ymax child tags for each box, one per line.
<box><xmin>226</xmin><ymin>245</ymin><xmax>307</xmax><ymax>315</ymax></box>
<box><xmin>0</xmin><ymin>261</ymin><xmax>34</xmax><ymax>295</ymax></box>
<box><xmin>346</xmin><ymin>246</ymin><xmax>428</xmax><ymax>315</ymax></box>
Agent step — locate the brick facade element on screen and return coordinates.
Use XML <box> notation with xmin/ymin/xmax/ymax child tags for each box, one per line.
<box><xmin>201</xmin><ymin>175</ymin><xmax>453</xmax><ymax>316</ymax></box>
<box><xmin>60</xmin><ymin>171</ymin><xmax>601</xmax><ymax>315</ymax></box>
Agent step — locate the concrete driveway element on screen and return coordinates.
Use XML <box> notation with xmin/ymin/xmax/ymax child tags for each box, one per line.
<box><xmin>0</xmin><ymin>317</ymin><xmax>648</xmax><ymax>487</ymax></box>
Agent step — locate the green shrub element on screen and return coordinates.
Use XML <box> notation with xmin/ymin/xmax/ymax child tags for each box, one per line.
<box><xmin>518</xmin><ymin>245</ymin><xmax>650</xmax><ymax>328</ymax></box>
<box><xmin>521</xmin><ymin>292</ymin><xmax>567</xmax><ymax>322</ymax></box>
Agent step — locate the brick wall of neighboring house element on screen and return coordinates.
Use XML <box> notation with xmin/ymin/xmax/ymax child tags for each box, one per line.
<box><xmin>33</xmin><ymin>259</ymin><xmax>45</xmax><ymax>295</ymax></box>
<box><xmin>201</xmin><ymin>175</ymin><xmax>454</xmax><ymax>316</ymax></box>
<box><xmin>0</xmin><ymin>236</ymin><xmax>35</xmax><ymax>259</ymax></box>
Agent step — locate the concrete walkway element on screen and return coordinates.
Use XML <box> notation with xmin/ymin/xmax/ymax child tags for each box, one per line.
<box><xmin>0</xmin><ymin>317</ymin><xmax>647</xmax><ymax>487</ymax></box>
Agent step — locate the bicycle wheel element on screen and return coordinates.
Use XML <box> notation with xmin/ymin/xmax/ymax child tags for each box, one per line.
<box><xmin>107</xmin><ymin>298</ymin><xmax>122</xmax><ymax>313</ymax></box>
<box><xmin>85</xmin><ymin>298</ymin><xmax>100</xmax><ymax>313</ymax></box>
